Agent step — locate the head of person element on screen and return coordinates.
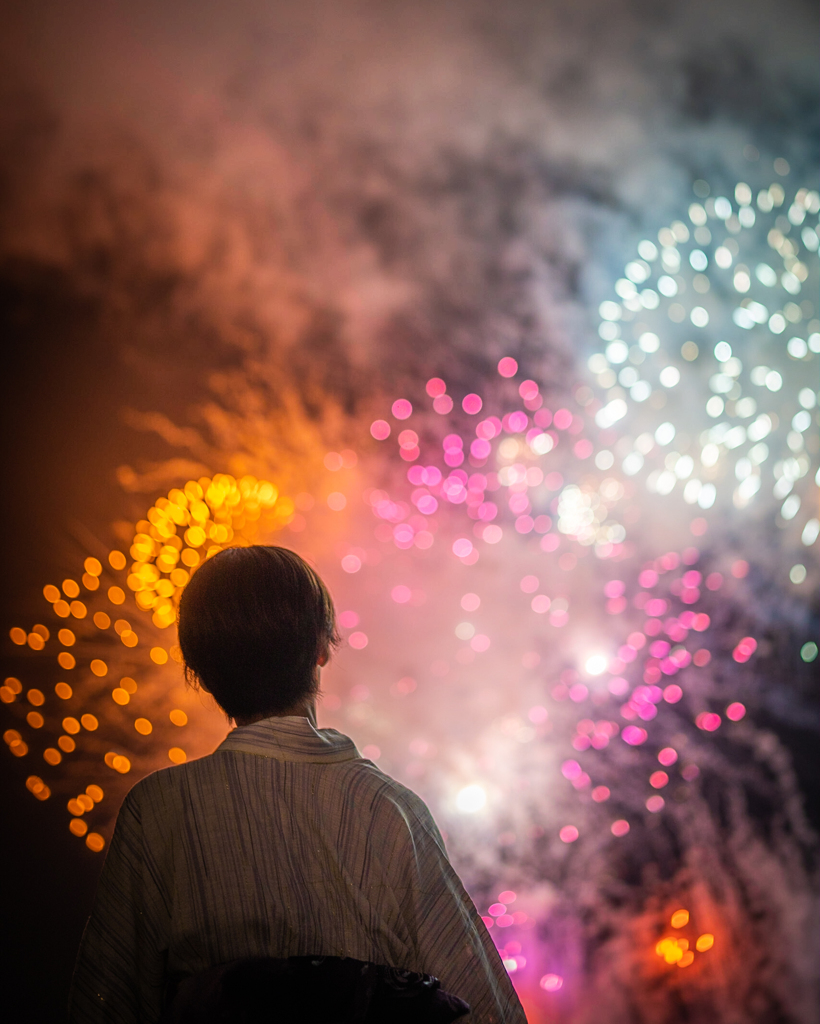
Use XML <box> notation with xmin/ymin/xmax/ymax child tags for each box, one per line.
<box><xmin>178</xmin><ymin>545</ymin><xmax>339</xmax><ymax>721</ymax></box>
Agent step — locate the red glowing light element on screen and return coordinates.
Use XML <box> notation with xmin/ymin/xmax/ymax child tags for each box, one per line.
<box><xmin>622</xmin><ymin>726</ymin><xmax>648</xmax><ymax>746</ymax></box>
<box><xmin>540</xmin><ymin>974</ymin><xmax>563</xmax><ymax>992</ymax></box>
<box><xmin>592</xmin><ymin>786</ymin><xmax>610</xmax><ymax>802</ymax></box>
<box><xmin>726</xmin><ymin>702</ymin><xmax>746</xmax><ymax>721</ymax></box>
<box><xmin>392</xmin><ymin>399</ymin><xmax>413</xmax><ymax>420</ymax></box>
<box><xmin>649</xmin><ymin>771</ymin><xmax>669</xmax><ymax>789</ymax></box>
<box><xmin>696</xmin><ymin>712</ymin><xmax>721</xmax><ymax>732</ymax></box>
<box><xmin>732</xmin><ymin>637</ymin><xmax>757</xmax><ymax>663</ymax></box>
<box><xmin>658</xmin><ymin>747</ymin><xmax>678</xmax><ymax>766</ymax></box>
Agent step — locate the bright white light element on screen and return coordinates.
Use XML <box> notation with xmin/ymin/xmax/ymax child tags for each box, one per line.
<box><xmin>690</xmin><ymin>249</ymin><xmax>708</xmax><ymax>271</ymax></box>
<box><xmin>637</xmin><ymin>240</ymin><xmax>658</xmax><ymax>261</ymax></box>
<box><xmin>622</xmin><ymin>452</ymin><xmax>644</xmax><ymax>476</ymax></box>
<box><xmin>630</xmin><ymin>381</ymin><xmax>651</xmax><ymax>402</ymax></box>
<box><xmin>698</xmin><ymin>483</ymin><xmax>716</xmax><ymax>509</ymax></box>
<box><xmin>654</xmin><ymin>422</ymin><xmax>676</xmax><ymax>446</ymax></box>
<box><xmin>755</xmin><ymin>263</ymin><xmax>777</xmax><ymax>287</ymax></box>
<box><xmin>638</xmin><ymin>332</ymin><xmax>660</xmax><ymax>353</ymax></box>
<box><xmin>530</xmin><ymin>433</ymin><xmax>554</xmax><ymax>455</ymax></box>
<box><xmin>765</xmin><ymin>370</ymin><xmax>783</xmax><ymax>392</ymax></box>
<box><xmin>585</xmin><ymin>655</ymin><xmax>608</xmax><ymax>676</ymax></box>
<box><xmin>595</xmin><ymin>399</ymin><xmax>627</xmax><ymax>429</ymax></box>
<box><xmin>599</xmin><ymin>301</ymin><xmax>622</xmax><ymax>321</ymax></box>
<box><xmin>456</xmin><ymin>784</ymin><xmax>486</xmax><ymax>813</ymax></box>
<box><xmin>605</xmin><ymin>340</ymin><xmax>629</xmax><ymax>364</ymax></box>
<box><xmin>659</xmin><ymin>366</ymin><xmax>680</xmax><ymax>388</ymax></box>
<box><xmin>802</xmin><ymin>519</ymin><xmax>819</xmax><ymax>546</ymax></box>
<box><xmin>798</xmin><ymin>388</ymin><xmax>816</xmax><ymax>409</ymax></box>
<box><xmin>714</xmin><ymin>341</ymin><xmax>732</xmax><ymax>361</ymax></box>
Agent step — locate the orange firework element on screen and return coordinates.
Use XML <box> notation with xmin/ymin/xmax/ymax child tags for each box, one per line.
<box><xmin>3</xmin><ymin>473</ymin><xmax>293</xmax><ymax>853</ymax></box>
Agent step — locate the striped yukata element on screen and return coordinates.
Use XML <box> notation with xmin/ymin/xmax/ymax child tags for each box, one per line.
<box><xmin>69</xmin><ymin>716</ymin><xmax>527</xmax><ymax>1023</ymax></box>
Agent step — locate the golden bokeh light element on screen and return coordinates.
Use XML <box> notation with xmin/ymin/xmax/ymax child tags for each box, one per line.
<box><xmin>26</xmin><ymin>776</ymin><xmax>51</xmax><ymax>801</ymax></box>
<box><xmin>3</xmin><ymin>472</ymin><xmax>289</xmax><ymax>852</ymax></box>
<box><xmin>108</xmin><ymin>551</ymin><xmax>127</xmax><ymax>571</ymax></box>
<box><xmin>105</xmin><ymin>752</ymin><xmax>132</xmax><ymax>774</ymax></box>
<box><xmin>695</xmin><ymin>934</ymin><xmax>715</xmax><ymax>952</ymax></box>
<box><xmin>670</xmin><ymin>909</ymin><xmax>690</xmax><ymax>929</ymax></box>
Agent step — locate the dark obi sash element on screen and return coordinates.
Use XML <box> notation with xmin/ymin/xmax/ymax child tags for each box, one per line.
<box><xmin>161</xmin><ymin>955</ymin><xmax>470</xmax><ymax>1023</ymax></box>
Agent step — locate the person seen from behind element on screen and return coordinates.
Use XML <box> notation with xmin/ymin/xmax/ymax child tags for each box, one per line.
<box><xmin>69</xmin><ymin>545</ymin><xmax>527</xmax><ymax>1023</ymax></box>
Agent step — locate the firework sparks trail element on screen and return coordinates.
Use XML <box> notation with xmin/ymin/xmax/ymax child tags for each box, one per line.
<box><xmin>3</xmin><ymin>171</ymin><xmax>818</xmax><ymax>1021</ymax></box>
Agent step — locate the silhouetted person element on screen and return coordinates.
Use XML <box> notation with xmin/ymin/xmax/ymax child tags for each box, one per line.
<box><xmin>69</xmin><ymin>545</ymin><xmax>526</xmax><ymax>1023</ymax></box>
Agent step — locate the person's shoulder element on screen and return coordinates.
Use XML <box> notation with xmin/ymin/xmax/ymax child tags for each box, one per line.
<box><xmin>340</xmin><ymin>759</ymin><xmax>437</xmax><ymax>824</ymax></box>
<box><xmin>123</xmin><ymin>751</ymin><xmax>218</xmax><ymax>805</ymax></box>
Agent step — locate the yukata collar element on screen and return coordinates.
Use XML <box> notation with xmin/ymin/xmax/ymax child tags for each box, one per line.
<box><xmin>216</xmin><ymin>715</ymin><xmax>360</xmax><ymax>764</ymax></box>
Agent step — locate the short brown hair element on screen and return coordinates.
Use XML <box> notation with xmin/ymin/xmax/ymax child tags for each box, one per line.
<box><xmin>178</xmin><ymin>546</ymin><xmax>340</xmax><ymax>719</ymax></box>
